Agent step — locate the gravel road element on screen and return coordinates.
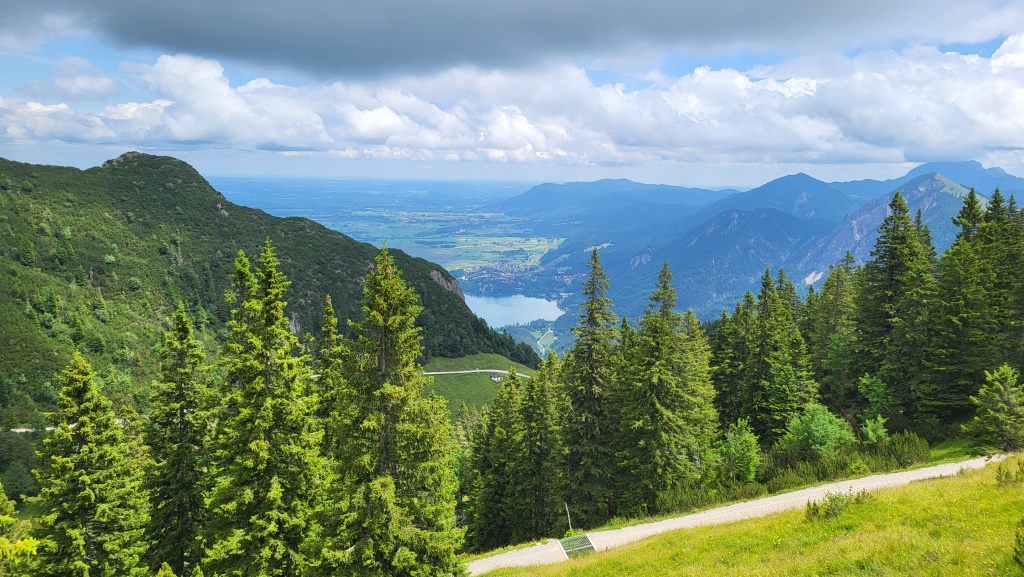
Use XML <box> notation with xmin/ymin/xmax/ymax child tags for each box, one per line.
<box><xmin>466</xmin><ymin>454</ymin><xmax>1005</xmax><ymax>575</ymax></box>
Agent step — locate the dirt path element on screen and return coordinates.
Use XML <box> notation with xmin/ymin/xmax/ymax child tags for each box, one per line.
<box><xmin>466</xmin><ymin>454</ymin><xmax>1004</xmax><ymax>575</ymax></box>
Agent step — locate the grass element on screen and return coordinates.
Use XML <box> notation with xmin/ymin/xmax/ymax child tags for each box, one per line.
<box><xmin>424</xmin><ymin>353</ymin><xmax>534</xmax><ymax>375</ymax></box>
<box><xmin>423</xmin><ymin>353</ymin><xmax>534</xmax><ymax>417</ymax></box>
<box><xmin>928</xmin><ymin>438</ymin><xmax>976</xmax><ymax>464</ymax></box>
<box><xmin>487</xmin><ymin>455</ymin><xmax>1024</xmax><ymax>577</ymax></box>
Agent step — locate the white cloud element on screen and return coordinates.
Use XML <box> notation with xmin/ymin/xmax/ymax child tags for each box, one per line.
<box><xmin>5</xmin><ymin>40</ymin><xmax>1024</xmax><ymax>176</ymax></box>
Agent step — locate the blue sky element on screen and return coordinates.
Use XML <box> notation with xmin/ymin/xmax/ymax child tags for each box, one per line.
<box><xmin>2</xmin><ymin>0</ymin><xmax>1024</xmax><ymax>187</ymax></box>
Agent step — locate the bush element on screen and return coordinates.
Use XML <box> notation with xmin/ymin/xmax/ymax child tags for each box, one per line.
<box><xmin>720</xmin><ymin>418</ymin><xmax>761</xmax><ymax>484</ymax></box>
<box><xmin>996</xmin><ymin>458</ymin><xmax>1024</xmax><ymax>486</ymax></box>
<box><xmin>779</xmin><ymin>403</ymin><xmax>856</xmax><ymax>460</ymax></box>
<box><xmin>860</xmin><ymin>415</ymin><xmax>889</xmax><ymax>445</ymax></box>
<box><xmin>874</xmin><ymin>431</ymin><xmax>930</xmax><ymax>468</ymax></box>
<box><xmin>805</xmin><ymin>489</ymin><xmax>873</xmax><ymax>521</ymax></box>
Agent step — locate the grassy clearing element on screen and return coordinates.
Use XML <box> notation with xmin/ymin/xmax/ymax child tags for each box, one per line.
<box><xmin>424</xmin><ymin>353</ymin><xmax>534</xmax><ymax>417</ymax></box>
<box><xmin>488</xmin><ymin>455</ymin><xmax>1024</xmax><ymax>577</ymax></box>
<box><xmin>424</xmin><ymin>353</ymin><xmax>534</xmax><ymax>375</ymax></box>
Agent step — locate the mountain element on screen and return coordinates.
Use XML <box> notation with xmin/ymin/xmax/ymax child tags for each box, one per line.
<box><xmin>796</xmin><ymin>173</ymin><xmax>978</xmax><ymax>280</ymax></box>
<box><xmin>0</xmin><ymin>152</ymin><xmax>538</xmax><ymax>389</ymax></box>
<box><xmin>834</xmin><ymin>160</ymin><xmax>1024</xmax><ymax>199</ymax></box>
<box><xmin>605</xmin><ymin>208</ymin><xmax>835</xmax><ymax>318</ymax></box>
<box><xmin>699</xmin><ymin>173</ymin><xmax>864</xmax><ymax>224</ymax></box>
<box><xmin>494</xmin><ymin>179</ymin><xmax>734</xmax><ymax>222</ymax></box>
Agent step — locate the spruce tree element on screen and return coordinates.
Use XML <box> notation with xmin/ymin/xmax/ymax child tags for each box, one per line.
<box><xmin>617</xmin><ymin>264</ymin><xmax>719</xmax><ymax>514</ymax></box>
<box><xmin>712</xmin><ymin>292</ymin><xmax>755</xmax><ymax>425</ymax></box>
<box><xmin>808</xmin><ymin>253</ymin><xmax>858</xmax><ymax>413</ymax></box>
<box><xmin>30</xmin><ymin>352</ymin><xmax>150</xmax><ymax>577</ymax></box>
<box><xmin>334</xmin><ymin>247</ymin><xmax>462</xmax><ymax>576</ymax></box>
<box><xmin>962</xmin><ymin>364</ymin><xmax>1024</xmax><ymax>451</ymax></box>
<box><xmin>516</xmin><ymin>355</ymin><xmax>563</xmax><ymax>541</ymax></box>
<box><xmin>202</xmin><ymin>241</ymin><xmax>326</xmax><ymax>577</ymax></box>
<box><xmin>145</xmin><ymin>303</ymin><xmax>209</xmax><ymax>576</ymax></box>
<box><xmin>744</xmin><ymin>269</ymin><xmax>815</xmax><ymax>445</ymax></box>
<box><xmin>855</xmin><ymin>192</ymin><xmax>935</xmax><ymax>421</ymax></box>
<box><xmin>561</xmin><ymin>248</ymin><xmax>618</xmax><ymax>526</ymax></box>
<box><xmin>467</xmin><ymin>368</ymin><xmax>524</xmax><ymax>550</ymax></box>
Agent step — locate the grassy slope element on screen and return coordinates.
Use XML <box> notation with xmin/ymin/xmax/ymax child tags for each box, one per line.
<box><xmin>424</xmin><ymin>353</ymin><xmax>534</xmax><ymax>416</ymax></box>
<box><xmin>490</xmin><ymin>455</ymin><xmax>1024</xmax><ymax>577</ymax></box>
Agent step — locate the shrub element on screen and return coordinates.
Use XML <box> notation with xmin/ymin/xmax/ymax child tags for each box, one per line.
<box><xmin>875</xmin><ymin>431</ymin><xmax>930</xmax><ymax>468</ymax></box>
<box><xmin>996</xmin><ymin>458</ymin><xmax>1024</xmax><ymax>486</ymax></box>
<box><xmin>962</xmin><ymin>364</ymin><xmax>1024</xmax><ymax>452</ymax></box>
<box><xmin>779</xmin><ymin>403</ymin><xmax>856</xmax><ymax>460</ymax></box>
<box><xmin>805</xmin><ymin>489</ymin><xmax>873</xmax><ymax>521</ymax></box>
<box><xmin>720</xmin><ymin>418</ymin><xmax>761</xmax><ymax>484</ymax></box>
<box><xmin>860</xmin><ymin>414</ymin><xmax>889</xmax><ymax>445</ymax></box>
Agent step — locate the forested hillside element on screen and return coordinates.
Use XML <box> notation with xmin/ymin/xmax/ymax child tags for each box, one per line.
<box><xmin>0</xmin><ymin>152</ymin><xmax>537</xmax><ymax>385</ymax></box>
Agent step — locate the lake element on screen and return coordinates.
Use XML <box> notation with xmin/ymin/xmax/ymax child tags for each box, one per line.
<box><xmin>464</xmin><ymin>294</ymin><xmax>563</xmax><ymax>328</ymax></box>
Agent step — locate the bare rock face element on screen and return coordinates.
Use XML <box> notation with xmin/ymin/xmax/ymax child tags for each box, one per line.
<box><xmin>430</xmin><ymin>270</ymin><xmax>465</xmax><ymax>301</ymax></box>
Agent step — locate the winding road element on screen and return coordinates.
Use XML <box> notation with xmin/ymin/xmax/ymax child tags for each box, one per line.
<box><xmin>466</xmin><ymin>454</ymin><xmax>1005</xmax><ymax>575</ymax></box>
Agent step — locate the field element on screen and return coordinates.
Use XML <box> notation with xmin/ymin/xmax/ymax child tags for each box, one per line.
<box><xmin>424</xmin><ymin>353</ymin><xmax>535</xmax><ymax>417</ymax></box>
<box><xmin>488</xmin><ymin>455</ymin><xmax>1024</xmax><ymax>577</ymax></box>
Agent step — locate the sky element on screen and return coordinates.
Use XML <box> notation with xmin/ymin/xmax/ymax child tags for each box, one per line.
<box><xmin>2</xmin><ymin>1</ymin><xmax>1024</xmax><ymax>187</ymax></box>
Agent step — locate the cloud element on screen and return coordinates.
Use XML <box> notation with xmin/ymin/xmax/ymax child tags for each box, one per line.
<box><xmin>21</xmin><ymin>57</ymin><xmax>121</xmax><ymax>101</ymax></box>
<box><xmin>5</xmin><ymin>40</ymin><xmax>1024</xmax><ymax>172</ymax></box>
<box><xmin>0</xmin><ymin>0</ymin><xmax>1022</xmax><ymax>76</ymax></box>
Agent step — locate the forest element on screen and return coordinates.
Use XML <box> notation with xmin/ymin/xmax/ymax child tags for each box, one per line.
<box><xmin>1</xmin><ymin>187</ymin><xmax>1024</xmax><ymax>576</ymax></box>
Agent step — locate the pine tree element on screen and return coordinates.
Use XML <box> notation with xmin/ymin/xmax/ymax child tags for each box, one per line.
<box><xmin>712</xmin><ymin>292</ymin><xmax>755</xmax><ymax>425</ymax></box>
<box><xmin>617</xmin><ymin>265</ymin><xmax>719</xmax><ymax>514</ymax></box>
<box><xmin>855</xmin><ymin>192</ymin><xmax>935</xmax><ymax>421</ymax></box>
<box><xmin>516</xmin><ymin>355</ymin><xmax>563</xmax><ymax>541</ymax></box>
<box><xmin>202</xmin><ymin>240</ymin><xmax>326</xmax><ymax>577</ymax></box>
<box><xmin>145</xmin><ymin>303</ymin><xmax>209</xmax><ymax>576</ymax></box>
<box><xmin>744</xmin><ymin>269</ymin><xmax>815</xmax><ymax>445</ymax></box>
<box><xmin>562</xmin><ymin>248</ymin><xmax>618</xmax><ymax>527</ymax></box>
<box><xmin>919</xmin><ymin>234</ymin><xmax>993</xmax><ymax>420</ymax></box>
<box><xmin>678</xmin><ymin>309</ymin><xmax>720</xmax><ymax>476</ymax></box>
<box><xmin>30</xmin><ymin>352</ymin><xmax>150</xmax><ymax>577</ymax></box>
<box><xmin>334</xmin><ymin>247</ymin><xmax>462</xmax><ymax>576</ymax></box>
<box><xmin>807</xmin><ymin>253</ymin><xmax>858</xmax><ymax>414</ymax></box>
<box><xmin>467</xmin><ymin>368</ymin><xmax>524</xmax><ymax>550</ymax></box>
<box><xmin>962</xmin><ymin>364</ymin><xmax>1024</xmax><ymax>451</ymax></box>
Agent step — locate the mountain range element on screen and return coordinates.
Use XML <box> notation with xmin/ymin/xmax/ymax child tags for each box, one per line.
<box><xmin>483</xmin><ymin>161</ymin><xmax>1020</xmax><ymax>326</ymax></box>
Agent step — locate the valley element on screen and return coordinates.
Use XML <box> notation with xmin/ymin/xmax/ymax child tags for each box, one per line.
<box><xmin>212</xmin><ymin>161</ymin><xmax>1024</xmax><ymax>355</ymax></box>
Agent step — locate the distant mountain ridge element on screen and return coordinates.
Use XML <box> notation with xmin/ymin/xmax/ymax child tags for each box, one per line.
<box><xmin>477</xmin><ymin>160</ymin><xmax>1024</xmax><ymax>329</ymax></box>
<box><xmin>832</xmin><ymin>160</ymin><xmax>1024</xmax><ymax>199</ymax></box>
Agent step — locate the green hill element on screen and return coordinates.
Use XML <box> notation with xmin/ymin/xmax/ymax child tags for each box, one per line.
<box><xmin>0</xmin><ymin>152</ymin><xmax>538</xmax><ymax>418</ymax></box>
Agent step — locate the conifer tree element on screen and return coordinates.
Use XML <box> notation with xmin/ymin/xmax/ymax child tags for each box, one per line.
<box><xmin>855</xmin><ymin>192</ymin><xmax>935</xmax><ymax>421</ymax></box>
<box><xmin>712</xmin><ymin>292</ymin><xmax>755</xmax><ymax>425</ymax></box>
<box><xmin>516</xmin><ymin>355</ymin><xmax>563</xmax><ymax>541</ymax></box>
<box><xmin>562</xmin><ymin>248</ymin><xmax>618</xmax><ymax>526</ymax></box>
<box><xmin>467</xmin><ymin>368</ymin><xmax>524</xmax><ymax>550</ymax></box>
<box><xmin>334</xmin><ymin>247</ymin><xmax>462</xmax><ymax>576</ymax></box>
<box><xmin>962</xmin><ymin>364</ymin><xmax>1024</xmax><ymax>451</ymax></box>
<box><xmin>807</xmin><ymin>253</ymin><xmax>858</xmax><ymax>413</ymax></box>
<box><xmin>202</xmin><ymin>240</ymin><xmax>326</xmax><ymax>577</ymax></box>
<box><xmin>617</xmin><ymin>265</ymin><xmax>719</xmax><ymax>514</ymax></box>
<box><xmin>744</xmin><ymin>269</ymin><xmax>815</xmax><ymax>445</ymax></box>
<box><xmin>30</xmin><ymin>352</ymin><xmax>150</xmax><ymax>577</ymax></box>
<box><xmin>145</xmin><ymin>303</ymin><xmax>209</xmax><ymax>576</ymax></box>
<box><xmin>678</xmin><ymin>309</ymin><xmax>720</xmax><ymax>475</ymax></box>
